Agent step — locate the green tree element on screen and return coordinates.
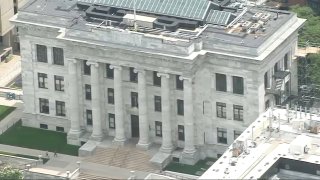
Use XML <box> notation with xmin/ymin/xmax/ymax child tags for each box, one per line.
<box><xmin>290</xmin><ymin>5</ymin><xmax>320</xmax><ymax>44</ymax></box>
<box><xmin>0</xmin><ymin>166</ymin><xmax>23</xmax><ymax>179</ymax></box>
<box><xmin>308</xmin><ymin>53</ymin><xmax>320</xmax><ymax>85</ymax></box>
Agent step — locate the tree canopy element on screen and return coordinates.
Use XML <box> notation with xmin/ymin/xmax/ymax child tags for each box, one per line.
<box><xmin>290</xmin><ymin>5</ymin><xmax>320</xmax><ymax>45</ymax></box>
<box><xmin>0</xmin><ymin>166</ymin><xmax>23</xmax><ymax>179</ymax></box>
<box><xmin>308</xmin><ymin>53</ymin><xmax>320</xmax><ymax>85</ymax></box>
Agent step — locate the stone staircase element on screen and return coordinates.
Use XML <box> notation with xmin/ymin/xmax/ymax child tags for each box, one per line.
<box><xmin>84</xmin><ymin>147</ymin><xmax>160</xmax><ymax>173</ymax></box>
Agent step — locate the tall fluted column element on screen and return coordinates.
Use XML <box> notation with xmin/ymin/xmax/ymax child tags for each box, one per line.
<box><xmin>158</xmin><ymin>72</ymin><xmax>173</xmax><ymax>153</ymax></box>
<box><xmin>181</xmin><ymin>77</ymin><xmax>196</xmax><ymax>154</ymax></box>
<box><xmin>88</xmin><ymin>61</ymin><xmax>103</xmax><ymax>141</ymax></box>
<box><xmin>111</xmin><ymin>65</ymin><xmax>126</xmax><ymax>144</ymax></box>
<box><xmin>67</xmin><ymin>59</ymin><xmax>81</xmax><ymax>145</ymax></box>
<box><xmin>135</xmin><ymin>69</ymin><xmax>150</xmax><ymax>150</ymax></box>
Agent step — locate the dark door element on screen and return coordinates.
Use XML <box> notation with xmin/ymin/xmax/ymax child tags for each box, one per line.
<box><xmin>131</xmin><ymin>115</ymin><xmax>139</xmax><ymax>138</ymax></box>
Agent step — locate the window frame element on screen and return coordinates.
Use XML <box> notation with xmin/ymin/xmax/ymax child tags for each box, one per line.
<box><xmin>39</xmin><ymin>98</ymin><xmax>49</xmax><ymax>114</ymax></box>
<box><xmin>177</xmin><ymin>99</ymin><xmax>184</xmax><ymax>116</ymax></box>
<box><xmin>85</xmin><ymin>84</ymin><xmax>91</xmax><ymax>100</ymax></box>
<box><xmin>106</xmin><ymin>64</ymin><xmax>114</xmax><ymax>79</ymax></box>
<box><xmin>234</xmin><ymin>130</ymin><xmax>242</xmax><ymax>140</ymax></box>
<box><xmin>154</xmin><ymin>96</ymin><xmax>162</xmax><ymax>112</ymax></box>
<box><xmin>155</xmin><ymin>121</ymin><xmax>162</xmax><ymax>137</ymax></box>
<box><xmin>109</xmin><ymin>113</ymin><xmax>115</xmax><ymax>129</ymax></box>
<box><xmin>153</xmin><ymin>71</ymin><xmax>161</xmax><ymax>86</ymax></box>
<box><xmin>131</xmin><ymin>92</ymin><xmax>139</xmax><ymax>108</ymax></box>
<box><xmin>38</xmin><ymin>73</ymin><xmax>48</xmax><ymax>89</ymax></box>
<box><xmin>107</xmin><ymin>88</ymin><xmax>114</xmax><ymax>104</ymax></box>
<box><xmin>178</xmin><ymin>125</ymin><xmax>185</xmax><ymax>141</ymax></box>
<box><xmin>129</xmin><ymin>67</ymin><xmax>138</xmax><ymax>83</ymax></box>
<box><xmin>233</xmin><ymin>105</ymin><xmax>243</xmax><ymax>121</ymax></box>
<box><xmin>54</xmin><ymin>75</ymin><xmax>64</xmax><ymax>91</ymax></box>
<box><xmin>56</xmin><ymin>101</ymin><xmax>66</xmax><ymax>117</ymax></box>
<box><xmin>216</xmin><ymin>102</ymin><xmax>226</xmax><ymax>119</ymax></box>
<box><xmin>176</xmin><ymin>75</ymin><xmax>183</xmax><ymax>90</ymax></box>
<box><xmin>216</xmin><ymin>73</ymin><xmax>227</xmax><ymax>92</ymax></box>
<box><xmin>36</xmin><ymin>44</ymin><xmax>48</xmax><ymax>63</ymax></box>
<box><xmin>86</xmin><ymin>110</ymin><xmax>92</xmax><ymax>126</ymax></box>
<box><xmin>217</xmin><ymin>128</ymin><xmax>227</xmax><ymax>144</ymax></box>
<box><xmin>52</xmin><ymin>47</ymin><xmax>64</xmax><ymax>65</ymax></box>
<box><xmin>83</xmin><ymin>60</ymin><xmax>91</xmax><ymax>75</ymax></box>
<box><xmin>232</xmin><ymin>76</ymin><xmax>244</xmax><ymax>95</ymax></box>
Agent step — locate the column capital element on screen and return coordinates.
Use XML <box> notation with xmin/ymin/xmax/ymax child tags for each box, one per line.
<box><xmin>133</xmin><ymin>68</ymin><xmax>146</xmax><ymax>74</ymax></box>
<box><xmin>86</xmin><ymin>61</ymin><xmax>99</xmax><ymax>67</ymax></box>
<box><xmin>110</xmin><ymin>64</ymin><xmax>122</xmax><ymax>70</ymax></box>
<box><xmin>179</xmin><ymin>76</ymin><xmax>192</xmax><ymax>82</ymax></box>
<box><xmin>157</xmin><ymin>72</ymin><xmax>170</xmax><ymax>78</ymax></box>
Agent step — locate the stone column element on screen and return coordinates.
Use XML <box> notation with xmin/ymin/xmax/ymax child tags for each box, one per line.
<box><xmin>67</xmin><ymin>59</ymin><xmax>81</xmax><ymax>145</ymax></box>
<box><xmin>135</xmin><ymin>69</ymin><xmax>151</xmax><ymax>149</ymax></box>
<box><xmin>181</xmin><ymin>77</ymin><xmax>196</xmax><ymax>154</ymax></box>
<box><xmin>111</xmin><ymin>65</ymin><xmax>126</xmax><ymax>144</ymax></box>
<box><xmin>88</xmin><ymin>61</ymin><xmax>103</xmax><ymax>141</ymax></box>
<box><xmin>158</xmin><ymin>73</ymin><xmax>173</xmax><ymax>153</ymax></box>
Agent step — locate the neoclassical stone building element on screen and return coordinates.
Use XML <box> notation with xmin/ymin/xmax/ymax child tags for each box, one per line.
<box><xmin>12</xmin><ymin>0</ymin><xmax>304</xmax><ymax>165</ymax></box>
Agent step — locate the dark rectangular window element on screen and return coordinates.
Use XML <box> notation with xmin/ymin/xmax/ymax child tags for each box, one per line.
<box><xmin>56</xmin><ymin>126</ymin><xmax>64</xmax><ymax>132</ymax></box>
<box><xmin>274</xmin><ymin>62</ymin><xmax>279</xmax><ymax>73</ymax></box>
<box><xmin>54</xmin><ymin>75</ymin><xmax>64</xmax><ymax>91</ymax></box>
<box><xmin>234</xmin><ymin>130</ymin><xmax>242</xmax><ymax>140</ymax></box>
<box><xmin>109</xmin><ymin>113</ymin><xmax>115</xmax><ymax>129</ymax></box>
<box><xmin>217</xmin><ymin>128</ymin><xmax>227</xmax><ymax>144</ymax></box>
<box><xmin>265</xmin><ymin>100</ymin><xmax>270</xmax><ymax>110</ymax></box>
<box><xmin>216</xmin><ymin>73</ymin><xmax>226</xmax><ymax>92</ymax></box>
<box><xmin>153</xmin><ymin>71</ymin><xmax>161</xmax><ymax>86</ymax></box>
<box><xmin>178</xmin><ymin>125</ymin><xmax>185</xmax><ymax>141</ymax></box>
<box><xmin>233</xmin><ymin>76</ymin><xmax>244</xmax><ymax>95</ymax></box>
<box><xmin>85</xmin><ymin>84</ymin><xmax>91</xmax><ymax>100</ymax></box>
<box><xmin>155</xmin><ymin>121</ymin><xmax>162</xmax><ymax>137</ymax></box>
<box><xmin>264</xmin><ymin>72</ymin><xmax>269</xmax><ymax>89</ymax></box>
<box><xmin>40</xmin><ymin>124</ymin><xmax>48</xmax><ymax>129</ymax></box>
<box><xmin>131</xmin><ymin>92</ymin><xmax>138</xmax><ymax>108</ymax></box>
<box><xmin>83</xmin><ymin>60</ymin><xmax>91</xmax><ymax>75</ymax></box>
<box><xmin>233</xmin><ymin>105</ymin><xmax>243</xmax><ymax>121</ymax></box>
<box><xmin>154</xmin><ymin>96</ymin><xmax>161</xmax><ymax>112</ymax></box>
<box><xmin>176</xmin><ymin>75</ymin><xmax>183</xmax><ymax>90</ymax></box>
<box><xmin>38</xmin><ymin>73</ymin><xmax>48</xmax><ymax>89</ymax></box>
<box><xmin>53</xmin><ymin>47</ymin><xmax>64</xmax><ymax>65</ymax></box>
<box><xmin>36</xmin><ymin>45</ymin><xmax>47</xmax><ymax>63</ymax></box>
<box><xmin>177</xmin><ymin>99</ymin><xmax>184</xmax><ymax>116</ymax></box>
<box><xmin>56</xmin><ymin>101</ymin><xmax>66</xmax><ymax>117</ymax></box>
<box><xmin>216</xmin><ymin>102</ymin><xmax>226</xmax><ymax>118</ymax></box>
<box><xmin>129</xmin><ymin>67</ymin><xmax>138</xmax><ymax>83</ymax></box>
<box><xmin>86</xmin><ymin>110</ymin><xmax>92</xmax><ymax>126</ymax></box>
<box><xmin>106</xmin><ymin>64</ymin><xmax>114</xmax><ymax>79</ymax></box>
<box><xmin>39</xmin><ymin>98</ymin><xmax>49</xmax><ymax>114</ymax></box>
<box><xmin>284</xmin><ymin>53</ymin><xmax>289</xmax><ymax>70</ymax></box>
<box><xmin>108</xmin><ymin>88</ymin><xmax>114</xmax><ymax>104</ymax></box>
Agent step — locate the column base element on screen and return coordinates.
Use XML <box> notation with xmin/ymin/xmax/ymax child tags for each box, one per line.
<box><xmin>136</xmin><ymin>142</ymin><xmax>152</xmax><ymax>150</ymax></box>
<box><xmin>90</xmin><ymin>134</ymin><xmax>104</xmax><ymax>142</ymax></box>
<box><xmin>180</xmin><ymin>149</ymin><xmax>200</xmax><ymax>165</ymax></box>
<box><xmin>160</xmin><ymin>145</ymin><xmax>174</xmax><ymax>154</ymax></box>
<box><xmin>113</xmin><ymin>138</ymin><xmax>126</xmax><ymax>146</ymax></box>
<box><xmin>67</xmin><ymin>130</ymin><xmax>81</xmax><ymax>146</ymax></box>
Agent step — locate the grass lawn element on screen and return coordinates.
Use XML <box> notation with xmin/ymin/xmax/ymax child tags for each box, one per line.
<box><xmin>164</xmin><ymin>158</ymin><xmax>217</xmax><ymax>176</ymax></box>
<box><xmin>0</xmin><ymin>105</ymin><xmax>16</xmax><ymax>121</ymax></box>
<box><xmin>0</xmin><ymin>121</ymin><xmax>79</xmax><ymax>156</ymax></box>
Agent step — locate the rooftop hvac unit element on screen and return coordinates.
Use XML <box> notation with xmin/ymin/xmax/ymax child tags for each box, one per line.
<box><xmin>252</xmin><ymin>12</ymin><xmax>263</xmax><ymax>21</ymax></box>
<box><xmin>289</xmin><ymin>135</ymin><xmax>311</xmax><ymax>155</ymax></box>
<box><xmin>261</xmin><ymin>13</ymin><xmax>271</xmax><ymax>22</ymax></box>
<box><xmin>250</xmin><ymin>23</ymin><xmax>261</xmax><ymax>33</ymax></box>
<box><xmin>241</xmin><ymin>21</ymin><xmax>252</xmax><ymax>31</ymax></box>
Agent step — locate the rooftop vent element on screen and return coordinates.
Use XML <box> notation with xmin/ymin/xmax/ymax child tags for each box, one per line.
<box><xmin>249</xmin><ymin>23</ymin><xmax>261</xmax><ymax>33</ymax></box>
<box><xmin>241</xmin><ymin>21</ymin><xmax>252</xmax><ymax>31</ymax></box>
<box><xmin>261</xmin><ymin>13</ymin><xmax>271</xmax><ymax>22</ymax></box>
<box><xmin>252</xmin><ymin>12</ymin><xmax>263</xmax><ymax>21</ymax></box>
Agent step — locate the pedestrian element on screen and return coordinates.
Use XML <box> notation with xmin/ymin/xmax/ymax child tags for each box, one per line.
<box><xmin>45</xmin><ymin>151</ymin><xmax>49</xmax><ymax>158</ymax></box>
<box><xmin>54</xmin><ymin>151</ymin><xmax>58</xmax><ymax>157</ymax></box>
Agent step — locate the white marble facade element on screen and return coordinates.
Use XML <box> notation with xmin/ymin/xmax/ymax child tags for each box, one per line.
<box><xmin>12</xmin><ymin>3</ymin><xmax>304</xmax><ymax>163</ymax></box>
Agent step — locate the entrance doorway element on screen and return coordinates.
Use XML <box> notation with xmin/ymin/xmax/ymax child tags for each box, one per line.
<box><xmin>131</xmin><ymin>115</ymin><xmax>139</xmax><ymax>138</ymax></box>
